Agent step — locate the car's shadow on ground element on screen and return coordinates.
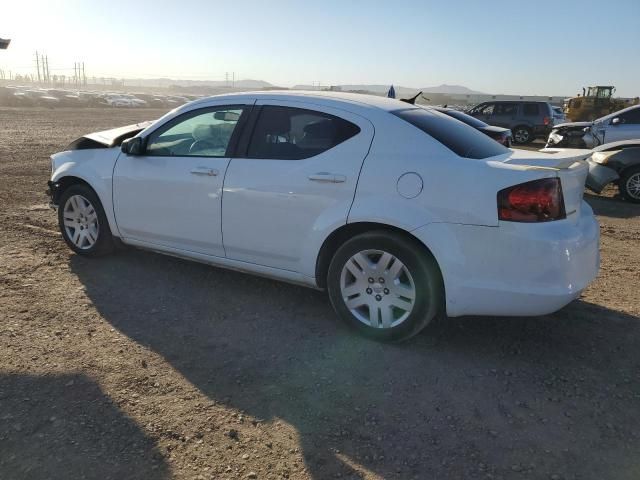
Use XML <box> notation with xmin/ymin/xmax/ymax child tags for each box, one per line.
<box><xmin>584</xmin><ymin>192</ymin><xmax>640</xmax><ymax>218</ymax></box>
<box><xmin>70</xmin><ymin>249</ymin><xmax>640</xmax><ymax>479</ymax></box>
<box><xmin>0</xmin><ymin>373</ymin><xmax>170</xmax><ymax>480</ymax></box>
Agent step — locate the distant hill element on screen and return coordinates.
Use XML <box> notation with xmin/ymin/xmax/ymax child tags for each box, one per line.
<box><xmin>122</xmin><ymin>78</ymin><xmax>274</xmax><ymax>89</ymax></box>
<box><xmin>292</xmin><ymin>83</ymin><xmax>484</xmax><ymax>96</ymax></box>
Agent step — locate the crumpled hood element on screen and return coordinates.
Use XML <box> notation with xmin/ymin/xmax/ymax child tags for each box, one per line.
<box><xmin>552</xmin><ymin>121</ymin><xmax>592</xmax><ymax>130</ymax></box>
<box><xmin>84</xmin><ymin>120</ymin><xmax>155</xmax><ymax>147</ymax></box>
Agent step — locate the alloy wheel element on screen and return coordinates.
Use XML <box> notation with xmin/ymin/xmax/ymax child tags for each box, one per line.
<box><xmin>514</xmin><ymin>128</ymin><xmax>530</xmax><ymax>143</ymax></box>
<box><xmin>62</xmin><ymin>194</ymin><xmax>99</xmax><ymax>249</ymax></box>
<box><xmin>339</xmin><ymin>249</ymin><xmax>416</xmax><ymax>329</ymax></box>
<box><xmin>626</xmin><ymin>172</ymin><xmax>640</xmax><ymax>200</ymax></box>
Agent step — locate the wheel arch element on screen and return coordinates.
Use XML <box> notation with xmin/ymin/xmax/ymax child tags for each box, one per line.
<box><xmin>51</xmin><ymin>174</ymin><xmax>121</xmax><ymax>238</ymax></box>
<box><xmin>51</xmin><ymin>175</ymin><xmax>94</xmax><ymax>205</ymax></box>
<box><xmin>314</xmin><ymin>221</ymin><xmax>443</xmax><ymax>290</ymax></box>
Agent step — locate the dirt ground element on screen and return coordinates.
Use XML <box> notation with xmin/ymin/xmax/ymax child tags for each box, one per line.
<box><xmin>1</xmin><ymin>107</ymin><xmax>639</xmax><ymax>480</ymax></box>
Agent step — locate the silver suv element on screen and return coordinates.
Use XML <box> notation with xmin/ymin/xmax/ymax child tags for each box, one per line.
<box><xmin>467</xmin><ymin>101</ymin><xmax>555</xmax><ymax>144</ymax></box>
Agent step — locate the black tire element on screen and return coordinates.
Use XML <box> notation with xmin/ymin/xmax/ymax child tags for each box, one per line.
<box><xmin>327</xmin><ymin>231</ymin><xmax>443</xmax><ymax>342</ymax></box>
<box><xmin>619</xmin><ymin>166</ymin><xmax>640</xmax><ymax>204</ymax></box>
<box><xmin>512</xmin><ymin>126</ymin><xmax>533</xmax><ymax>144</ymax></box>
<box><xmin>57</xmin><ymin>183</ymin><xmax>115</xmax><ymax>256</ymax></box>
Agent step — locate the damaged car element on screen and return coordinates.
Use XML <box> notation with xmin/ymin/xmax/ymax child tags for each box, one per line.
<box><xmin>47</xmin><ymin>92</ymin><xmax>600</xmax><ymax>341</ymax></box>
<box><xmin>546</xmin><ymin>104</ymin><xmax>640</xmax><ymax>149</ymax></box>
<box><xmin>585</xmin><ymin>140</ymin><xmax>640</xmax><ymax>203</ymax></box>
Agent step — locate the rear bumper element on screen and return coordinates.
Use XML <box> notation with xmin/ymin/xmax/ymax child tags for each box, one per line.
<box><xmin>586</xmin><ymin>159</ymin><xmax>619</xmax><ymax>193</ymax></box>
<box><xmin>413</xmin><ymin>204</ymin><xmax>600</xmax><ymax>317</ymax></box>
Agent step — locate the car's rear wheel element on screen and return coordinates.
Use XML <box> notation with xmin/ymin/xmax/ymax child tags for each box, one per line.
<box><xmin>620</xmin><ymin>166</ymin><xmax>640</xmax><ymax>204</ymax></box>
<box><xmin>327</xmin><ymin>231</ymin><xmax>443</xmax><ymax>342</ymax></box>
<box><xmin>58</xmin><ymin>184</ymin><xmax>115</xmax><ymax>256</ymax></box>
<box><xmin>513</xmin><ymin>126</ymin><xmax>533</xmax><ymax>144</ymax></box>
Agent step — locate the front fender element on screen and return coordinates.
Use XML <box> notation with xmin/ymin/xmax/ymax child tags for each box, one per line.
<box><xmin>50</xmin><ymin>148</ymin><xmax>121</xmax><ymax>237</ymax></box>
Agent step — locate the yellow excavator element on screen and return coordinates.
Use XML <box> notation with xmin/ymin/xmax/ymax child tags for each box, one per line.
<box><xmin>564</xmin><ymin>86</ymin><xmax>639</xmax><ymax>122</ymax></box>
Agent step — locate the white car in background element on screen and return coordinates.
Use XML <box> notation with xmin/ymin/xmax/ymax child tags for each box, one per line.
<box><xmin>547</xmin><ymin>104</ymin><xmax>640</xmax><ymax>149</ymax></box>
<box><xmin>47</xmin><ymin>92</ymin><xmax>599</xmax><ymax>341</ymax></box>
<box><xmin>102</xmin><ymin>94</ymin><xmax>133</xmax><ymax>108</ymax></box>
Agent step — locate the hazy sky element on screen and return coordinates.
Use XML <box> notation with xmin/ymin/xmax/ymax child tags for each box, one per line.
<box><xmin>1</xmin><ymin>0</ymin><xmax>638</xmax><ymax>96</ymax></box>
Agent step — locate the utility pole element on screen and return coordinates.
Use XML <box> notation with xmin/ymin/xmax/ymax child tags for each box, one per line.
<box><xmin>44</xmin><ymin>55</ymin><xmax>50</xmax><ymax>83</ymax></box>
<box><xmin>82</xmin><ymin>62</ymin><xmax>86</xmax><ymax>86</ymax></box>
<box><xmin>225</xmin><ymin>72</ymin><xmax>229</xmax><ymax>87</ymax></box>
<box><xmin>35</xmin><ymin>51</ymin><xmax>41</xmax><ymax>83</ymax></box>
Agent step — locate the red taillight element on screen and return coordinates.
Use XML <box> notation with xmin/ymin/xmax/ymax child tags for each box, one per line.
<box><xmin>543</xmin><ymin>116</ymin><xmax>551</xmax><ymax>125</ymax></box>
<box><xmin>497</xmin><ymin>178</ymin><xmax>566</xmax><ymax>222</ymax></box>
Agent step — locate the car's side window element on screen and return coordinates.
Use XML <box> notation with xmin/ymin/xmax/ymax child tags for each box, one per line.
<box><xmin>494</xmin><ymin>103</ymin><xmax>518</xmax><ymax>115</ymax></box>
<box><xmin>246</xmin><ymin>106</ymin><xmax>360</xmax><ymax>160</ymax></box>
<box><xmin>523</xmin><ymin>103</ymin><xmax>539</xmax><ymax>116</ymax></box>
<box><xmin>146</xmin><ymin>107</ymin><xmax>245</xmax><ymax>157</ymax></box>
<box><xmin>479</xmin><ymin>104</ymin><xmax>495</xmax><ymax>115</ymax></box>
<box><xmin>617</xmin><ymin>109</ymin><xmax>640</xmax><ymax>125</ymax></box>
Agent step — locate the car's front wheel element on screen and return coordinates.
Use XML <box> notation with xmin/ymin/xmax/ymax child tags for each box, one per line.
<box><xmin>327</xmin><ymin>231</ymin><xmax>443</xmax><ymax>342</ymax></box>
<box><xmin>620</xmin><ymin>166</ymin><xmax>640</xmax><ymax>204</ymax></box>
<box><xmin>58</xmin><ymin>184</ymin><xmax>115</xmax><ymax>256</ymax></box>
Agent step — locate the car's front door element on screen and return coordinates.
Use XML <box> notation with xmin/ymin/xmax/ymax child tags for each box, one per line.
<box><xmin>221</xmin><ymin>101</ymin><xmax>374</xmax><ymax>273</ymax></box>
<box><xmin>113</xmin><ymin>103</ymin><xmax>251</xmax><ymax>257</ymax></box>
<box><xmin>603</xmin><ymin>108</ymin><xmax>640</xmax><ymax>143</ymax></box>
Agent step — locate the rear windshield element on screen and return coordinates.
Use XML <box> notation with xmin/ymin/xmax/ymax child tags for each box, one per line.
<box><xmin>441</xmin><ymin>109</ymin><xmax>487</xmax><ymax>128</ymax></box>
<box><xmin>392</xmin><ymin>108</ymin><xmax>508</xmax><ymax>159</ymax></box>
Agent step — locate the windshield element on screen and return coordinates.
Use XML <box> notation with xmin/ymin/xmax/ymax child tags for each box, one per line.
<box><xmin>393</xmin><ymin>108</ymin><xmax>509</xmax><ymax>159</ymax></box>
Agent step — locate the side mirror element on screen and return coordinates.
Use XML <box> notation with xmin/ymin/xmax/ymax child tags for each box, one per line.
<box><xmin>611</xmin><ymin>117</ymin><xmax>621</xmax><ymax>126</ymax></box>
<box><xmin>121</xmin><ymin>136</ymin><xmax>144</xmax><ymax>155</ymax></box>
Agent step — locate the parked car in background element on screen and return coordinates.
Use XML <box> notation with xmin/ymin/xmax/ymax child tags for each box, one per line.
<box><xmin>468</xmin><ymin>101</ymin><xmax>555</xmax><ymax>144</ymax></box>
<box><xmin>101</xmin><ymin>94</ymin><xmax>133</xmax><ymax>107</ymax></box>
<box><xmin>431</xmin><ymin>106</ymin><xmax>512</xmax><ymax>146</ymax></box>
<box><xmin>47</xmin><ymin>91</ymin><xmax>599</xmax><ymax>341</ymax></box>
<box><xmin>133</xmin><ymin>93</ymin><xmax>167</xmax><ymax>108</ymax></box>
<box><xmin>546</xmin><ymin>104</ymin><xmax>640</xmax><ymax>149</ymax></box>
<box><xmin>584</xmin><ymin>141</ymin><xmax>640</xmax><ymax>203</ymax></box>
<box><xmin>552</xmin><ymin>106</ymin><xmax>567</xmax><ymax>125</ymax></box>
<box><xmin>24</xmin><ymin>89</ymin><xmax>60</xmax><ymax>108</ymax></box>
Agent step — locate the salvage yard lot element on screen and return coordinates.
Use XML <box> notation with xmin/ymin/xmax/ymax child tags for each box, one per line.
<box><xmin>1</xmin><ymin>107</ymin><xmax>639</xmax><ymax>480</ymax></box>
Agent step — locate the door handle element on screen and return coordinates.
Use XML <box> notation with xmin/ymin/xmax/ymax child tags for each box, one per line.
<box><xmin>190</xmin><ymin>167</ymin><xmax>219</xmax><ymax>176</ymax></box>
<box><xmin>308</xmin><ymin>172</ymin><xmax>346</xmax><ymax>183</ymax></box>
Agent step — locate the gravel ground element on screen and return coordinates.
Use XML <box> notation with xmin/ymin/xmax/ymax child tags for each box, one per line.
<box><xmin>1</xmin><ymin>107</ymin><xmax>639</xmax><ymax>480</ymax></box>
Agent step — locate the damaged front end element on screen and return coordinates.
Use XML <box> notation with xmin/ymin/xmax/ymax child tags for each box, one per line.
<box><xmin>545</xmin><ymin>122</ymin><xmax>598</xmax><ymax>149</ymax></box>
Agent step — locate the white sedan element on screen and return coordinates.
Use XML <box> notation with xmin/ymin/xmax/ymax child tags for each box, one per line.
<box><xmin>47</xmin><ymin>92</ymin><xmax>600</xmax><ymax>341</ymax></box>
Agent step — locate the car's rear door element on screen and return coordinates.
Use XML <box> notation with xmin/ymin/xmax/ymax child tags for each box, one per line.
<box><xmin>221</xmin><ymin>101</ymin><xmax>374</xmax><ymax>273</ymax></box>
<box><xmin>113</xmin><ymin>103</ymin><xmax>252</xmax><ymax>257</ymax></box>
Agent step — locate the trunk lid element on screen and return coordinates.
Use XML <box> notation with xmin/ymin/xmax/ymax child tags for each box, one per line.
<box><xmin>501</xmin><ymin>149</ymin><xmax>590</xmax><ymax>219</ymax></box>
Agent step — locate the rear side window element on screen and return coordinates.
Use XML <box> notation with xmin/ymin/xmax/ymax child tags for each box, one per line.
<box><xmin>247</xmin><ymin>106</ymin><xmax>360</xmax><ymax>160</ymax></box>
<box><xmin>523</xmin><ymin>103</ymin><xmax>539</xmax><ymax>116</ymax></box>
<box><xmin>393</xmin><ymin>108</ymin><xmax>509</xmax><ymax>159</ymax></box>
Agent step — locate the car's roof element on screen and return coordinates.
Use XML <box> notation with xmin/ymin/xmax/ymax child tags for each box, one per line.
<box><xmin>188</xmin><ymin>90</ymin><xmax>415</xmax><ymax>113</ymax></box>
